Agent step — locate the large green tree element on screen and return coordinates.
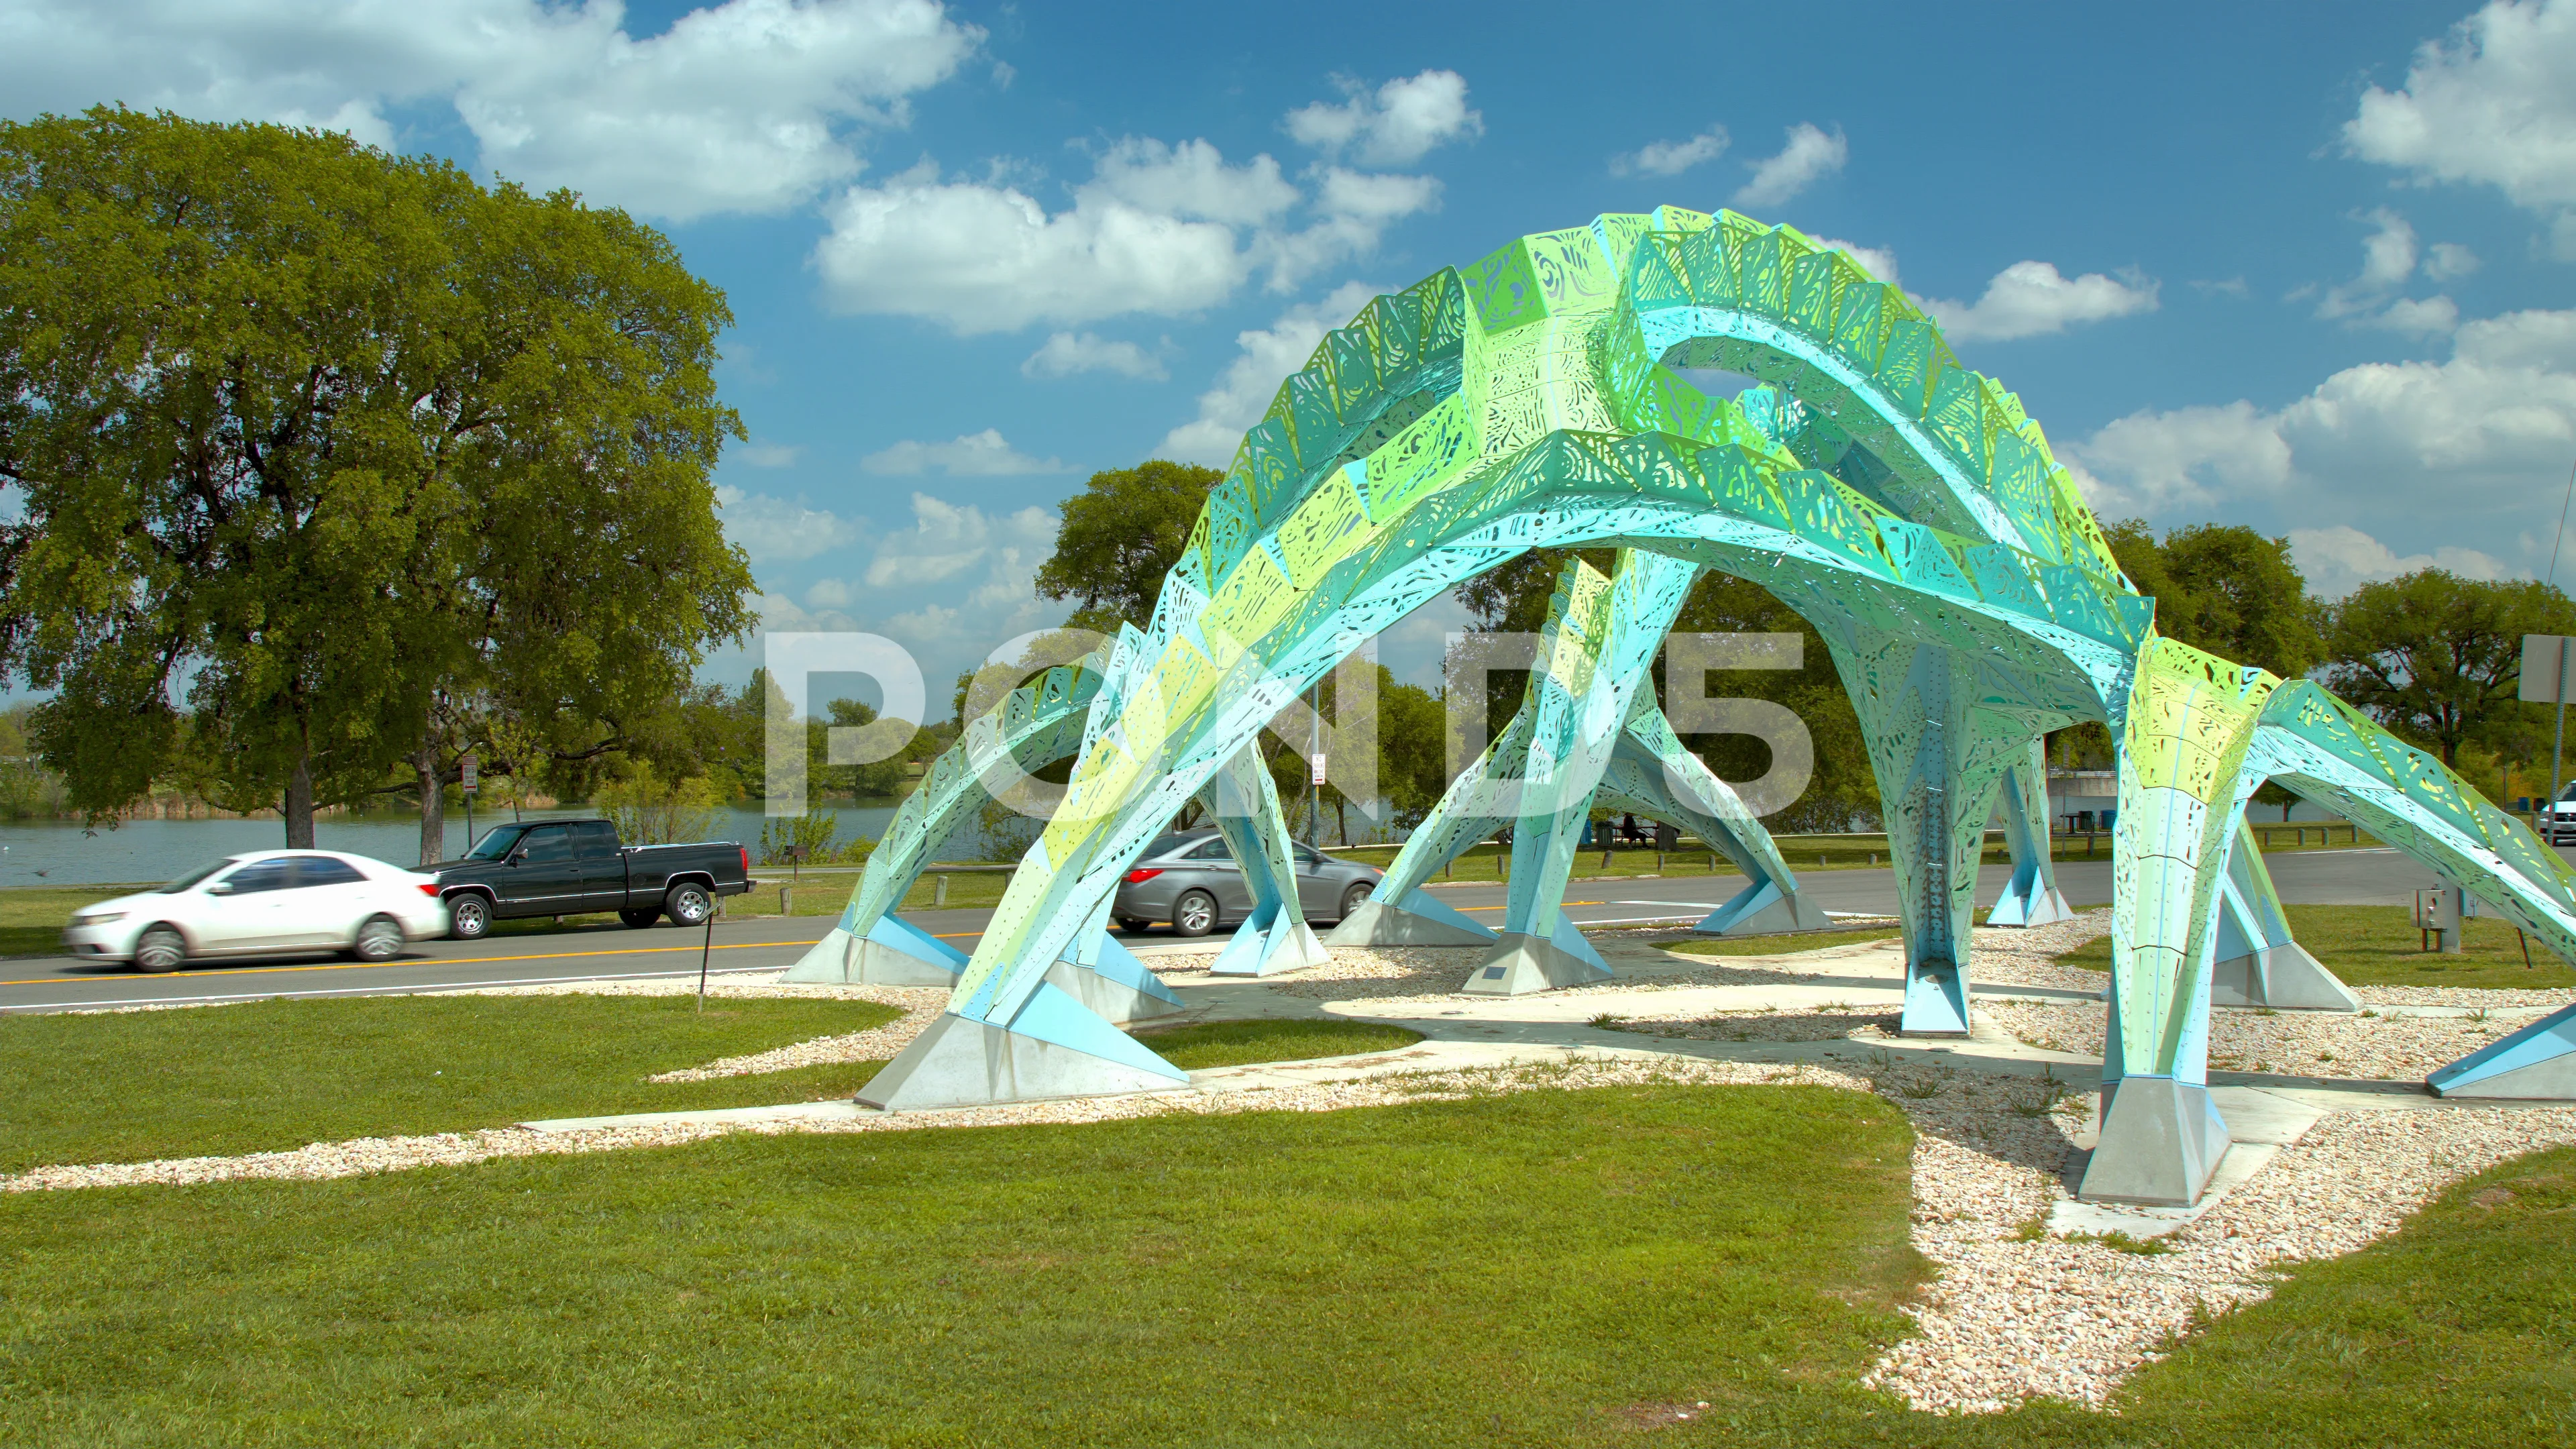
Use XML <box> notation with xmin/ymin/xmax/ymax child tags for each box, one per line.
<box><xmin>0</xmin><ymin>108</ymin><xmax>753</xmax><ymax>856</ymax></box>
<box><xmin>2100</xmin><ymin>519</ymin><xmax>2325</xmax><ymax>677</ymax></box>
<box><xmin>1032</xmin><ymin>460</ymin><xmax>1220</xmax><ymax>631</ymax></box>
<box><xmin>2325</xmin><ymin>569</ymin><xmax>2576</xmax><ymax>782</ymax></box>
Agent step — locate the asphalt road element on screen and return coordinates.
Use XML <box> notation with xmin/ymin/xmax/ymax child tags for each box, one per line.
<box><xmin>0</xmin><ymin>845</ymin><xmax>2486</xmax><ymax>1015</ymax></box>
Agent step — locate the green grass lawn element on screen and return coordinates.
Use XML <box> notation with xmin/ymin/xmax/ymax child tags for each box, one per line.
<box><xmin>1658</xmin><ymin>926</ymin><xmax>1902</xmax><ymax>959</ymax></box>
<box><xmin>1134</xmin><ymin>1016</ymin><xmax>1422</xmax><ymax>1067</ymax></box>
<box><xmin>4</xmin><ymin>1077</ymin><xmax>2569</xmax><ymax>1447</ymax></box>
<box><xmin>1998</xmin><ymin>1144</ymin><xmax>2576</xmax><ymax>1445</ymax></box>
<box><xmin>0</xmin><ymin>1082</ymin><xmax>1927</xmax><ymax>1448</ymax></box>
<box><xmin>2053</xmin><ymin>904</ymin><xmax>2576</xmax><ymax>990</ymax></box>
<box><xmin>0</xmin><ymin>994</ymin><xmax>905</xmax><ymax>1171</ymax></box>
<box><xmin>0</xmin><ymin>1002</ymin><xmax>1450</xmax><ymax>1173</ymax></box>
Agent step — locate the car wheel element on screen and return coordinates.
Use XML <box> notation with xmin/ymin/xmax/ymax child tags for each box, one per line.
<box><xmin>348</xmin><ymin>914</ymin><xmax>405</xmax><ymax>962</ymax></box>
<box><xmin>447</xmin><ymin>894</ymin><xmax>492</xmax><ymax>941</ymax></box>
<box><xmin>619</xmin><ymin>908</ymin><xmax>661</xmax><ymax>929</ymax></box>
<box><xmin>1116</xmin><ymin>916</ymin><xmax>1150</xmax><ymax>933</ymax></box>
<box><xmin>133</xmin><ymin>924</ymin><xmax>187</xmax><ymax>973</ymax></box>
<box><xmin>1338</xmin><ymin>881</ymin><xmax>1374</xmax><ymax>922</ymax></box>
<box><xmin>1171</xmin><ymin>890</ymin><xmax>1218</xmax><ymax>937</ymax></box>
<box><xmin>665</xmin><ymin>881</ymin><xmax>714</xmax><ymax>926</ymax></box>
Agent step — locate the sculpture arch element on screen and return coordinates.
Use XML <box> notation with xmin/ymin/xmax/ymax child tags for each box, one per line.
<box><xmin>849</xmin><ymin>207</ymin><xmax>2576</xmax><ymax>1207</ymax></box>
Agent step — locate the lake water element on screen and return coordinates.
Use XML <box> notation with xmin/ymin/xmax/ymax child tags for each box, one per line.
<box><xmin>0</xmin><ymin>804</ymin><xmax>1034</xmax><ymax>888</ymax></box>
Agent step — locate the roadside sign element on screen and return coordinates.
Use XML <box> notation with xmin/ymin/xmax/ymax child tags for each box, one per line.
<box><xmin>2522</xmin><ymin>635</ymin><xmax>2573</xmax><ymax>704</ymax></box>
<box><xmin>1309</xmin><ymin>752</ymin><xmax>1328</xmax><ymax>785</ymax></box>
<box><xmin>460</xmin><ymin>752</ymin><xmax>479</xmax><ymax>794</ymax></box>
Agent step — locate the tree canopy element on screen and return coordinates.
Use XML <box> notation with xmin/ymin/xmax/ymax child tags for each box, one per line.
<box><xmin>1032</xmin><ymin>460</ymin><xmax>1220</xmax><ymax>632</ymax></box>
<box><xmin>2100</xmin><ymin>519</ymin><xmax>2325</xmax><ymax>679</ymax></box>
<box><xmin>2324</xmin><ymin>568</ymin><xmax>2576</xmax><ymax>784</ymax></box>
<box><xmin>0</xmin><ymin>107</ymin><xmax>753</xmax><ymax>853</ymax></box>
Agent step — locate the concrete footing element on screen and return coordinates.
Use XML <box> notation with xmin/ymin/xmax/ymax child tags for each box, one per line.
<box><xmin>782</xmin><ymin>918</ymin><xmax>965</xmax><ymax>985</ymax></box>
<box><xmin>1462</xmin><ymin>929</ymin><xmax>1613</xmax><ymax>995</ymax></box>
<box><xmin>1898</xmin><ymin>958</ymin><xmax>1971</xmax><ymax>1037</ymax></box>
<box><xmin>1211</xmin><ymin>909</ymin><xmax>1332</xmax><ymax>976</ymax></box>
<box><xmin>1696</xmin><ymin>878</ymin><xmax>1831</xmax><ymax>936</ymax></box>
<box><xmin>1986</xmin><ymin>881</ymin><xmax>2075</xmax><ymax>928</ymax></box>
<box><xmin>2428</xmin><ymin>1000</ymin><xmax>2576</xmax><ymax>1098</ymax></box>
<box><xmin>856</xmin><ymin>984</ymin><xmax>1190</xmax><ymax>1112</ymax></box>
<box><xmin>2211</xmin><ymin>941</ymin><xmax>2359</xmax><ymax>1012</ymax></box>
<box><xmin>1324</xmin><ymin>896</ymin><xmax>1495</xmax><ymax>948</ymax></box>
<box><xmin>2078</xmin><ymin>1076</ymin><xmax>2233</xmax><ymax>1205</ymax></box>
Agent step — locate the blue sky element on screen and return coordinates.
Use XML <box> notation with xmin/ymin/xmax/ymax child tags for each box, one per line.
<box><xmin>10</xmin><ymin>0</ymin><xmax>2576</xmax><ymax>708</ymax></box>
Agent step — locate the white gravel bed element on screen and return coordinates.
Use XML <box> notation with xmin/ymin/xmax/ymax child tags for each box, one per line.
<box><xmin>1868</xmin><ymin>1081</ymin><xmax>2576</xmax><ymax>1414</ymax></box>
<box><xmin>1238</xmin><ymin>945</ymin><xmax>1490</xmax><ymax>1000</ymax></box>
<box><xmin>647</xmin><ymin>993</ymin><xmax>945</xmax><ymax>1081</ymax></box>
<box><xmin>0</xmin><ymin>1055</ymin><xmax>1856</xmax><ymax>1195</ymax></box>
<box><xmin>1979</xmin><ymin>998</ymin><xmax>2520</xmax><ymax>1082</ymax></box>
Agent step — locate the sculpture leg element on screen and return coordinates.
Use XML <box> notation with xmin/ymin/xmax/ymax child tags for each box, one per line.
<box><xmin>1833</xmin><ymin>633</ymin><xmax>2024</xmax><ymax>1036</ymax></box>
<box><xmin>1605</xmin><ymin>707</ymin><xmax>1827</xmax><ymax>936</ymax></box>
<box><xmin>2209</xmin><ymin>821</ymin><xmax>2356</xmax><ymax>1010</ymax></box>
<box><xmin>1470</xmin><ymin>552</ymin><xmax>1697</xmax><ymax>994</ymax></box>
<box><xmin>1325</xmin><ymin>682</ymin><xmax>1530</xmax><ymax>949</ymax></box>
<box><xmin>2079</xmin><ymin>640</ymin><xmax>2270</xmax><ymax>1205</ymax></box>
<box><xmin>1986</xmin><ymin>740</ymin><xmax>2074</xmax><ymax>926</ymax></box>
<box><xmin>788</xmin><ymin>661</ymin><xmax>1104</xmax><ymax>983</ymax></box>
<box><xmin>1203</xmin><ymin>742</ymin><xmax>1329</xmax><ymax>977</ymax></box>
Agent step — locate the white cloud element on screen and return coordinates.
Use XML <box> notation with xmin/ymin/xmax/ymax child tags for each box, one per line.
<box><xmin>2426</xmin><ymin>240</ymin><xmax>2483</xmax><ymax>280</ymax></box>
<box><xmin>859</xmin><ymin>428</ymin><xmax>1065</xmax><ymax>476</ymax></box>
<box><xmin>2070</xmin><ymin>308</ymin><xmax>2576</xmax><ymax>580</ymax></box>
<box><xmin>1920</xmin><ymin>260</ymin><xmax>2158</xmax><ymax>342</ymax></box>
<box><xmin>1021</xmin><ymin>331</ymin><xmax>1167</xmax><ymax>380</ymax></box>
<box><xmin>2286</xmin><ymin>525</ymin><xmax>2514</xmax><ymax>598</ymax></box>
<box><xmin>1285</xmin><ymin>70</ymin><xmax>1482</xmax><ymax>166</ymax></box>
<box><xmin>1732</xmin><ymin>123</ymin><xmax>1847</xmax><ymax>209</ymax></box>
<box><xmin>863</xmin><ymin>494</ymin><xmax>1051</xmax><ymax>588</ymax></box>
<box><xmin>1807</xmin><ymin>236</ymin><xmax>1900</xmax><ymax>288</ymax></box>
<box><xmin>714</xmin><ymin>484</ymin><xmax>865</xmax><ymax>564</ymax></box>
<box><xmin>2313</xmin><ymin>209</ymin><xmax>2469</xmax><ymax>335</ymax></box>
<box><xmin>2369</xmin><ymin>294</ymin><xmax>2463</xmax><ymax>337</ymax></box>
<box><xmin>1614</xmin><ymin>125</ymin><xmax>1728</xmax><ymax>178</ymax></box>
<box><xmin>1158</xmin><ymin>282</ymin><xmax>1384</xmax><ymax>466</ymax></box>
<box><xmin>2346</xmin><ymin>0</ymin><xmax>2576</xmax><ymax>223</ymax></box>
<box><xmin>812</xmin><ymin>139</ymin><xmax>1439</xmax><ymax>331</ymax></box>
<box><xmin>0</xmin><ymin>0</ymin><xmax>983</xmax><ymax>222</ymax></box>
<box><xmin>813</xmin><ymin>160</ymin><xmax>1252</xmax><ymax>333</ymax></box>
<box><xmin>1086</xmin><ymin>136</ymin><xmax>1297</xmax><ymax>225</ymax></box>
<box><xmin>733</xmin><ymin>442</ymin><xmax>804</xmax><ymax>468</ymax></box>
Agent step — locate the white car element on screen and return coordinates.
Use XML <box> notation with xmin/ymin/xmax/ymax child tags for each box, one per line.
<box><xmin>61</xmin><ymin>850</ymin><xmax>451</xmax><ymax>973</ymax></box>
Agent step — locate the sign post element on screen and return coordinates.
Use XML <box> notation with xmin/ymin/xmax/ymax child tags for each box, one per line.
<box><xmin>459</xmin><ymin>751</ymin><xmax>479</xmax><ymax>855</ymax></box>
<box><xmin>2521</xmin><ymin>635</ymin><xmax>2573</xmax><ymax>825</ymax></box>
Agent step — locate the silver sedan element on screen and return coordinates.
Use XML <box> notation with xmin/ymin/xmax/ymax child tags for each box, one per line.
<box><xmin>1111</xmin><ymin>831</ymin><xmax>1382</xmax><ymax>936</ymax></box>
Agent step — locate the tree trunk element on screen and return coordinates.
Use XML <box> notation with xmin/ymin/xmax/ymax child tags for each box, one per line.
<box><xmin>283</xmin><ymin>749</ymin><xmax>316</xmax><ymax>849</ymax></box>
<box><xmin>415</xmin><ymin>744</ymin><xmax>445</xmax><ymax>867</ymax></box>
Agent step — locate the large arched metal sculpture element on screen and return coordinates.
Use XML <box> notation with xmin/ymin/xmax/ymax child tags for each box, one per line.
<box><xmin>840</xmin><ymin>208</ymin><xmax>2576</xmax><ymax>1208</ymax></box>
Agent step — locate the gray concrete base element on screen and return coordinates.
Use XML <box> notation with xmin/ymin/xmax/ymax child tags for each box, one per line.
<box><xmin>1210</xmin><ymin>917</ymin><xmax>1332</xmax><ymax>976</ymax></box>
<box><xmin>2077</xmin><ymin>1076</ymin><xmax>2232</xmax><ymax>1206</ymax></box>
<box><xmin>1325</xmin><ymin>899</ymin><xmax>1494</xmax><ymax>949</ymax></box>
<box><xmin>2212</xmin><ymin>942</ymin><xmax>2359</xmax><ymax>1012</ymax></box>
<box><xmin>855</xmin><ymin>1011</ymin><xmax>1190</xmax><ymax>1112</ymax></box>
<box><xmin>1044</xmin><ymin>958</ymin><xmax>1185</xmax><ymax>1026</ymax></box>
<box><xmin>781</xmin><ymin>928</ymin><xmax>961</xmax><ymax>986</ymax></box>
<box><xmin>1714</xmin><ymin>888</ymin><xmax>1832</xmax><ymax>937</ymax></box>
<box><xmin>1461</xmin><ymin>931</ymin><xmax>1615</xmax><ymax>996</ymax></box>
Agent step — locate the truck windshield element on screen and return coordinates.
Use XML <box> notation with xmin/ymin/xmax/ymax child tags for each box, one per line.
<box><xmin>2559</xmin><ymin>784</ymin><xmax>2576</xmax><ymax>804</ymax></box>
<box><xmin>465</xmin><ymin>824</ymin><xmax>531</xmax><ymax>861</ymax></box>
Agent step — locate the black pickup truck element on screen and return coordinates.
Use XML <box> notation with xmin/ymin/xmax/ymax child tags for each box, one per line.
<box><xmin>427</xmin><ymin>818</ymin><xmax>751</xmax><ymax>939</ymax></box>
